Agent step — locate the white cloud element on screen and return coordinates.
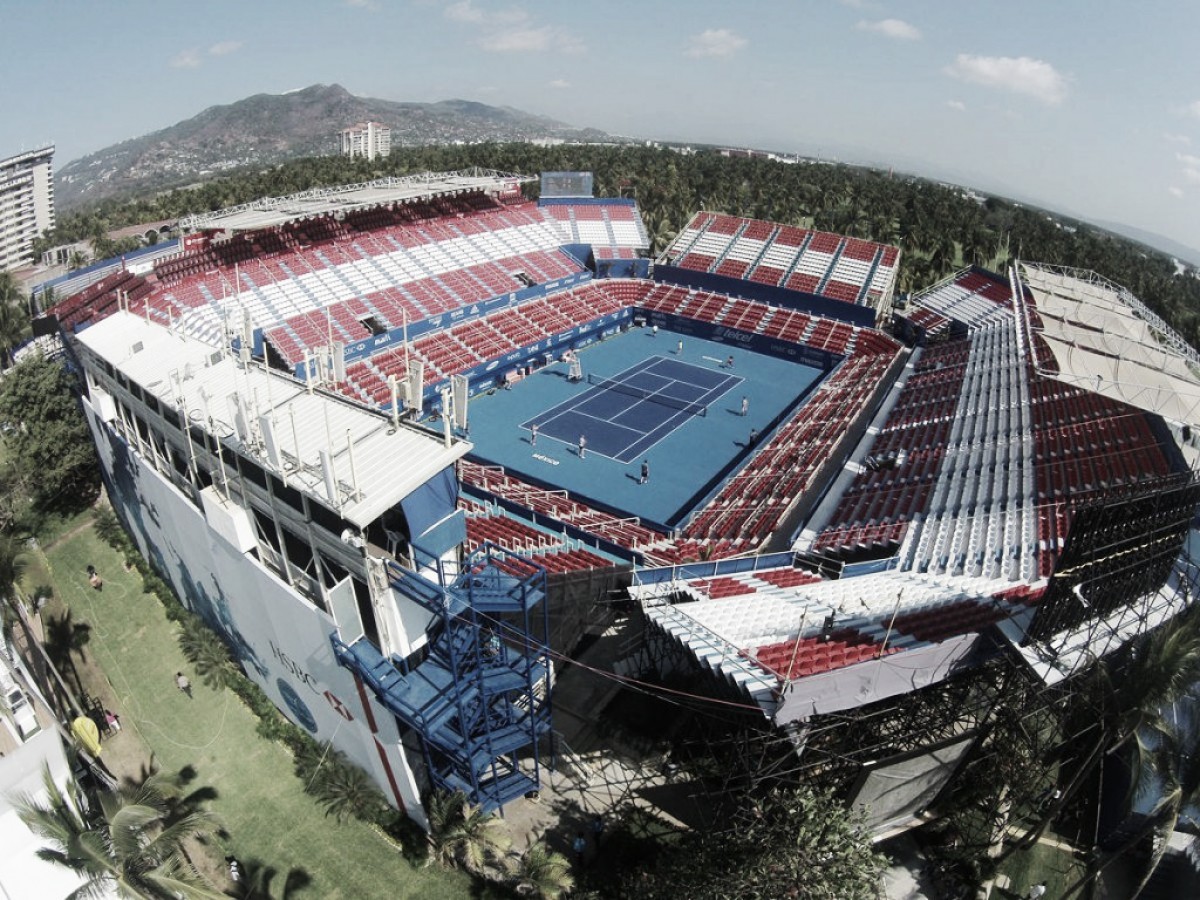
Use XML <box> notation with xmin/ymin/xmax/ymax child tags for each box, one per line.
<box><xmin>445</xmin><ymin>1</ymin><xmax>533</xmax><ymax>27</ymax></box>
<box><xmin>946</xmin><ymin>99</ymin><xmax>966</xmax><ymax>112</ymax></box>
<box><xmin>344</xmin><ymin>0</ymin><xmax>380</xmax><ymax>9</ymax></box>
<box><xmin>170</xmin><ymin>48</ymin><xmax>201</xmax><ymax>69</ymax></box>
<box><xmin>445</xmin><ymin>0</ymin><xmax>485</xmax><ymax>23</ymax></box>
<box><xmin>685</xmin><ymin>28</ymin><xmax>747</xmax><ymax>59</ymax></box>
<box><xmin>1165</xmin><ymin>132</ymin><xmax>1192</xmax><ymax>146</ymax></box>
<box><xmin>945</xmin><ymin>54</ymin><xmax>1068</xmax><ymax>105</ymax></box>
<box><xmin>549</xmin><ymin>79</ymin><xmax>570</xmax><ymax>89</ymax></box>
<box><xmin>1169</xmin><ymin>186</ymin><xmax>1185</xmax><ymax>198</ymax></box>
<box><xmin>447</xmin><ymin>2</ymin><xmax>583</xmax><ymax>54</ymax></box>
<box><xmin>1180</xmin><ymin>154</ymin><xmax>1200</xmax><ymax>185</ymax></box>
<box><xmin>1188</xmin><ymin>100</ymin><xmax>1200</xmax><ymax>119</ymax></box>
<box><xmin>839</xmin><ymin>0</ymin><xmax>874</xmax><ymax>8</ymax></box>
<box><xmin>477</xmin><ymin>25</ymin><xmax>582</xmax><ymax>54</ymax></box>
<box><xmin>208</xmin><ymin>41</ymin><xmax>243</xmax><ymax>57</ymax></box>
<box><xmin>856</xmin><ymin>19</ymin><xmax>921</xmax><ymax>41</ymax></box>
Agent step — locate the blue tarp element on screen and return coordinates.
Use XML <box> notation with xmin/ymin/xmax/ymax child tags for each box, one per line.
<box><xmin>401</xmin><ymin>465</ymin><xmax>459</xmax><ymax>540</ymax></box>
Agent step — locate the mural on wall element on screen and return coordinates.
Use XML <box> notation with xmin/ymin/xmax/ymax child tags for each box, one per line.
<box><xmin>82</xmin><ymin>400</ymin><xmax>423</xmax><ymax>818</ymax></box>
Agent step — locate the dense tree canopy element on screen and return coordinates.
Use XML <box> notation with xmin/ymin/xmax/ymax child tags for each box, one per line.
<box><xmin>613</xmin><ymin>785</ymin><xmax>886</xmax><ymax>899</ymax></box>
<box><xmin>40</xmin><ymin>143</ymin><xmax>1200</xmax><ymax>352</ymax></box>
<box><xmin>0</xmin><ymin>270</ymin><xmax>29</xmax><ymax>369</ymax></box>
<box><xmin>0</xmin><ymin>351</ymin><xmax>100</xmax><ymax>514</ymax></box>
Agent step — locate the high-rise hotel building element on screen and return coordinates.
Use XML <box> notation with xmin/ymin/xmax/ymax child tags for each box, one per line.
<box><xmin>339</xmin><ymin>122</ymin><xmax>391</xmax><ymax>161</ymax></box>
<box><xmin>0</xmin><ymin>146</ymin><xmax>55</xmax><ymax>271</ymax></box>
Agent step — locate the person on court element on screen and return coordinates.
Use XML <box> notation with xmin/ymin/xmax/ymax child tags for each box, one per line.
<box><xmin>676</xmin><ymin>339</ymin><xmax>684</xmax><ymax>355</ymax></box>
<box><xmin>530</xmin><ymin>423</ymin><xmax>538</xmax><ymax>447</ymax></box>
<box><xmin>579</xmin><ymin>434</ymin><xmax>587</xmax><ymax>459</ymax></box>
<box><xmin>640</xmin><ymin>459</ymin><xmax>650</xmax><ymax>484</ymax></box>
<box><xmin>741</xmin><ymin>396</ymin><xmax>749</xmax><ymax>417</ymax></box>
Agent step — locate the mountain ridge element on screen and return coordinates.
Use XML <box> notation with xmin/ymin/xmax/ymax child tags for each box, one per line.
<box><xmin>55</xmin><ymin>84</ymin><xmax>612</xmax><ymax>209</ymax></box>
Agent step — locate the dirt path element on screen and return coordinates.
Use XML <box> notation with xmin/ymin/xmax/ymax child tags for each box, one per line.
<box><xmin>41</xmin><ymin>515</ymin><xmax>99</xmax><ymax>554</ymax></box>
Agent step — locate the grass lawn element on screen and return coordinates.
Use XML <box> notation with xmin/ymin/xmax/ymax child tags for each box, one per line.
<box><xmin>40</xmin><ymin>517</ymin><xmax>472</xmax><ymax>899</ymax></box>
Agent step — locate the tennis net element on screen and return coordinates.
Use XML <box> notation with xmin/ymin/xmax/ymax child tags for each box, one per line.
<box><xmin>586</xmin><ymin>373</ymin><xmax>708</xmax><ymax>417</ymax></box>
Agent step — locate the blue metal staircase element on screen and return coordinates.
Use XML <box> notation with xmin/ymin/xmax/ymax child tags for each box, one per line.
<box><xmin>331</xmin><ymin>542</ymin><xmax>552</xmax><ymax>813</ymax></box>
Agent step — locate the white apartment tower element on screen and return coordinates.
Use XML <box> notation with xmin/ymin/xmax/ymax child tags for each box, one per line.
<box><xmin>0</xmin><ymin>146</ymin><xmax>55</xmax><ymax>272</ymax></box>
<box><xmin>340</xmin><ymin>122</ymin><xmax>391</xmax><ymax>160</ymax></box>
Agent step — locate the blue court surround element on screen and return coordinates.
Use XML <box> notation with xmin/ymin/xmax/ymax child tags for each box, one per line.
<box><xmin>464</xmin><ymin>325</ymin><xmax>828</xmax><ymax>529</ymax></box>
<box><xmin>523</xmin><ymin>356</ymin><xmax>742</xmax><ymax>463</ymax></box>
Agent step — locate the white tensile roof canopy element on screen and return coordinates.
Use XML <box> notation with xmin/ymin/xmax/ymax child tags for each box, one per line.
<box><xmin>176</xmin><ymin>170</ymin><xmax>535</xmax><ymax>234</ymax></box>
<box><xmin>1019</xmin><ymin>261</ymin><xmax>1200</xmax><ymax>426</ymax></box>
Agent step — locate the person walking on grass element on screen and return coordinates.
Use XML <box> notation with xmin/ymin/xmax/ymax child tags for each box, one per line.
<box><xmin>175</xmin><ymin>672</ymin><xmax>192</xmax><ymax>698</ymax></box>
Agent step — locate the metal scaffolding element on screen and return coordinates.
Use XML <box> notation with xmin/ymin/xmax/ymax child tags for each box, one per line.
<box><xmin>332</xmin><ymin>541</ymin><xmax>552</xmax><ymax>812</ymax></box>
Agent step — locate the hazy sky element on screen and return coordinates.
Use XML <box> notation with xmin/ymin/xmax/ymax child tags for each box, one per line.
<box><xmin>2</xmin><ymin>0</ymin><xmax>1197</xmax><ymax>253</ymax></box>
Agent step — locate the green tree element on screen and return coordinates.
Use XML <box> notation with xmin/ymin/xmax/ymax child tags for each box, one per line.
<box><xmin>178</xmin><ymin>618</ymin><xmax>238</xmax><ymax>692</ymax></box>
<box><xmin>0</xmin><ymin>532</ymin><xmax>27</xmax><ymax>606</ymax></box>
<box><xmin>0</xmin><ymin>352</ymin><xmax>100</xmax><ymax>514</ymax></box>
<box><xmin>1124</xmin><ymin>700</ymin><xmax>1200</xmax><ymax>898</ymax></box>
<box><xmin>510</xmin><ymin>842</ymin><xmax>573</xmax><ymax>899</ymax></box>
<box><xmin>16</xmin><ymin>764</ymin><xmax>225</xmax><ymax>900</ymax></box>
<box><xmin>617</xmin><ymin>785</ymin><xmax>886</xmax><ymax>899</ymax></box>
<box><xmin>0</xmin><ymin>270</ymin><xmax>29</xmax><ymax>369</ymax></box>
<box><xmin>312</xmin><ymin>752</ymin><xmax>386</xmax><ymax>824</ymax></box>
<box><xmin>424</xmin><ymin>789</ymin><xmax>511</xmax><ymax>875</ymax></box>
<box><xmin>1051</xmin><ymin>607</ymin><xmax>1200</xmax><ymax>897</ymax></box>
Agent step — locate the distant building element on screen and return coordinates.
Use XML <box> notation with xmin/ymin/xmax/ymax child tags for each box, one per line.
<box><xmin>339</xmin><ymin>122</ymin><xmax>391</xmax><ymax>160</ymax></box>
<box><xmin>0</xmin><ymin>146</ymin><xmax>55</xmax><ymax>272</ymax></box>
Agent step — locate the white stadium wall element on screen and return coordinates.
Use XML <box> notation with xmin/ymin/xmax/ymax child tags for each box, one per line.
<box><xmin>81</xmin><ymin>398</ymin><xmax>428</xmax><ymax>826</ymax></box>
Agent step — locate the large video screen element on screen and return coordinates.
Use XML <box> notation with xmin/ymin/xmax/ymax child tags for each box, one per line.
<box><xmin>541</xmin><ymin>171</ymin><xmax>593</xmax><ymax>198</ymax></box>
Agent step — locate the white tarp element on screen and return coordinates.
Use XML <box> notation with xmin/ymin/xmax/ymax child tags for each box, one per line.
<box><xmin>1021</xmin><ymin>263</ymin><xmax>1200</xmax><ymax>425</ymax></box>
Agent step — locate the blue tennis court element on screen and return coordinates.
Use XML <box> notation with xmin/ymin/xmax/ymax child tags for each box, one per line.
<box><xmin>523</xmin><ymin>357</ymin><xmax>742</xmax><ymax>463</ymax></box>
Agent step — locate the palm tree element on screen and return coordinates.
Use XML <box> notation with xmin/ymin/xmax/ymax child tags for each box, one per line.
<box><xmin>178</xmin><ymin>619</ymin><xmax>237</xmax><ymax>692</ymax></box>
<box><xmin>16</xmin><ymin>764</ymin><xmax>225</xmax><ymax>899</ymax></box>
<box><xmin>1123</xmin><ymin>700</ymin><xmax>1200</xmax><ymax>898</ymax></box>
<box><xmin>94</xmin><ymin>506</ymin><xmax>127</xmax><ymax>549</ymax></box>
<box><xmin>308</xmin><ymin>751</ymin><xmax>387</xmax><ymax>824</ymax></box>
<box><xmin>1052</xmin><ymin>607</ymin><xmax>1200</xmax><ymax>897</ymax></box>
<box><xmin>424</xmin><ymin>789</ymin><xmax>511</xmax><ymax>875</ymax></box>
<box><xmin>0</xmin><ymin>271</ymin><xmax>27</xmax><ymax>369</ymax></box>
<box><xmin>0</xmin><ymin>531</ymin><xmax>27</xmax><ymax>604</ymax></box>
<box><xmin>511</xmin><ymin>843</ymin><xmax>574</xmax><ymax>899</ymax></box>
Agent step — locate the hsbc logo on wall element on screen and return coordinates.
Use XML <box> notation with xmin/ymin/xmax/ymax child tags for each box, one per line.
<box><xmin>270</xmin><ymin>640</ymin><xmax>354</xmax><ymax>729</ymax></box>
